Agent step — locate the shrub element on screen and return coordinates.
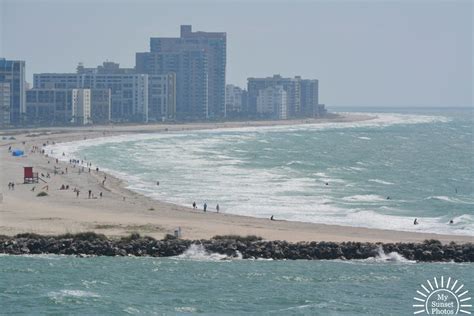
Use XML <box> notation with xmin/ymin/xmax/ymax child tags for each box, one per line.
<box><xmin>36</xmin><ymin>191</ymin><xmax>48</xmax><ymax>197</ymax></box>
<box><xmin>162</xmin><ymin>234</ymin><xmax>177</xmax><ymax>241</ymax></box>
<box><xmin>423</xmin><ymin>239</ymin><xmax>442</xmax><ymax>246</ymax></box>
<box><xmin>212</xmin><ymin>235</ymin><xmax>262</xmax><ymax>242</ymax></box>
<box><xmin>58</xmin><ymin>231</ymin><xmax>107</xmax><ymax>241</ymax></box>
<box><xmin>15</xmin><ymin>233</ymin><xmax>43</xmax><ymax>239</ymax></box>
<box><xmin>121</xmin><ymin>232</ymin><xmax>141</xmax><ymax>241</ymax></box>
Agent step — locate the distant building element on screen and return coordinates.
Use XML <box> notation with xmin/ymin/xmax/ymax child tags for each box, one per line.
<box><xmin>299</xmin><ymin>79</ymin><xmax>325</xmax><ymax>117</ymax></box>
<box><xmin>34</xmin><ymin>62</ymin><xmax>175</xmax><ymax>122</ymax></box>
<box><xmin>0</xmin><ymin>58</ymin><xmax>26</xmax><ymax>125</ymax></box>
<box><xmin>26</xmin><ymin>88</ymin><xmax>111</xmax><ymax>125</ymax></box>
<box><xmin>90</xmin><ymin>89</ymin><xmax>112</xmax><ymax>124</ymax></box>
<box><xmin>137</xmin><ymin>50</ymin><xmax>207</xmax><ymax>119</ymax></box>
<box><xmin>0</xmin><ymin>82</ymin><xmax>10</xmax><ymax>127</ymax></box>
<box><xmin>77</xmin><ymin>61</ymin><xmax>135</xmax><ymax>75</ymax></box>
<box><xmin>148</xmin><ymin>73</ymin><xmax>176</xmax><ymax>121</ymax></box>
<box><xmin>248</xmin><ymin>74</ymin><xmax>325</xmax><ymax>118</ymax></box>
<box><xmin>257</xmin><ymin>86</ymin><xmax>288</xmax><ymax>119</ymax></box>
<box><xmin>26</xmin><ymin>89</ymin><xmax>74</xmax><ymax>125</ymax></box>
<box><xmin>225</xmin><ymin>84</ymin><xmax>246</xmax><ymax>116</ymax></box>
<box><xmin>136</xmin><ymin>25</ymin><xmax>226</xmax><ymax>120</ymax></box>
<box><xmin>72</xmin><ymin>89</ymin><xmax>91</xmax><ymax>125</ymax></box>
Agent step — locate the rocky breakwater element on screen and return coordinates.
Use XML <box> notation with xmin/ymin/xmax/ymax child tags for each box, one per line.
<box><xmin>0</xmin><ymin>233</ymin><xmax>473</xmax><ymax>262</ymax></box>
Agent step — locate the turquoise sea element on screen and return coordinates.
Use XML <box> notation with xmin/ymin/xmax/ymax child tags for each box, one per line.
<box><xmin>2</xmin><ymin>108</ymin><xmax>473</xmax><ymax>314</ymax></box>
<box><xmin>1</xmin><ymin>253</ymin><xmax>473</xmax><ymax>315</ymax></box>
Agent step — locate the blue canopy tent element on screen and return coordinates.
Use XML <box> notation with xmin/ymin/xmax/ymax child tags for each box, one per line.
<box><xmin>12</xmin><ymin>150</ymin><xmax>24</xmax><ymax>156</ymax></box>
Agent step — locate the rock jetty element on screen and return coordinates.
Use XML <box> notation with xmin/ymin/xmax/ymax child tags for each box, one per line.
<box><xmin>0</xmin><ymin>233</ymin><xmax>472</xmax><ymax>262</ymax></box>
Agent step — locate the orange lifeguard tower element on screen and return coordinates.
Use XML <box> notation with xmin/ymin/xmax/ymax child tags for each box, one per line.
<box><xmin>24</xmin><ymin>167</ymin><xmax>39</xmax><ymax>184</ymax></box>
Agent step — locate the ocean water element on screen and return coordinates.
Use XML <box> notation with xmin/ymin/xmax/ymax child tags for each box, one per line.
<box><xmin>6</xmin><ymin>108</ymin><xmax>474</xmax><ymax>314</ymax></box>
<box><xmin>1</xmin><ymin>252</ymin><xmax>473</xmax><ymax>315</ymax></box>
<box><xmin>51</xmin><ymin>107</ymin><xmax>474</xmax><ymax>236</ymax></box>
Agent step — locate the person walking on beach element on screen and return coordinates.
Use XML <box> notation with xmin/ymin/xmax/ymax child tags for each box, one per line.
<box><xmin>216</xmin><ymin>204</ymin><xmax>220</xmax><ymax>213</ymax></box>
<box><xmin>76</xmin><ymin>190</ymin><xmax>80</xmax><ymax>198</ymax></box>
<box><xmin>88</xmin><ymin>190</ymin><xmax>92</xmax><ymax>199</ymax></box>
<box><xmin>413</xmin><ymin>218</ymin><xmax>419</xmax><ymax>225</ymax></box>
<box><xmin>203</xmin><ymin>202</ymin><xmax>207</xmax><ymax>212</ymax></box>
<box><xmin>192</xmin><ymin>201</ymin><xmax>196</xmax><ymax>209</ymax></box>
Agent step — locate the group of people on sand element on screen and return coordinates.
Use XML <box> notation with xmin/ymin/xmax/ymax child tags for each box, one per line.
<box><xmin>192</xmin><ymin>201</ymin><xmax>220</xmax><ymax>213</ymax></box>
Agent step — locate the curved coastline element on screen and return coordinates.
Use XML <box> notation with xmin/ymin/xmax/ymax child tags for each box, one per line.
<box><xmin>1</xmin><ymin>114</ymin><xmax>473</xmax><ymax>244</ymax></box>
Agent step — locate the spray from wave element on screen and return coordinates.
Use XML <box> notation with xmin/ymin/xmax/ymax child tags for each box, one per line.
<box><xmin>363</xmin><ymin>246</ymin><xmax>414</xmax><ymax>263</ymax></box>
<box><xmin>175</xmin><ymin>244</ymin><xmax>241</xmax><ymax>261</ymax></box>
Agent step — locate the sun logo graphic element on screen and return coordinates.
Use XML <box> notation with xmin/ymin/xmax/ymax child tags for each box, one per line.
<box><xmin>413</xmin><ymin>276</ymin><xmax>472</xmax><ymax>315</ymax></box>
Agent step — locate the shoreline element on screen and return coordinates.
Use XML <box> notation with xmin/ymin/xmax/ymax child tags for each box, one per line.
<box><xmin>1</xmin><ymin>114</ymin><xmax>473</xmax><ymax>244</ymax></box>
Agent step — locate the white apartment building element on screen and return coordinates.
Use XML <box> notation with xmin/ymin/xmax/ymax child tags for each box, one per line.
<box><xmin>34</xmin><ymin>73</ymin><xmax>150</xmax><ymax>122</ymax></box>
<box><xmin>225</xmin><ymin>84</ymin><xmax>244</xmax><ymax>114</ymax></box>
<box><xmin>72</xmin><ymin>89</ymin><xmax>91</xmax><ymax>125</ymax></box>
<box><xmin>256</xmin><ymin>86</ymin><xmax>288</xmax><ymax>119</ymax></box>
<box><xmin>0</xmin><ymin>82</ymin><xmax>10</xmax><ymax>127</ymax></box>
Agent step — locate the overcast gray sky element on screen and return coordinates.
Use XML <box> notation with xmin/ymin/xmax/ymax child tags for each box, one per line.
<box><xmin>1</xmin><ymin>0</ymin><xmax>472</xmax><ymax>107</ymax></box>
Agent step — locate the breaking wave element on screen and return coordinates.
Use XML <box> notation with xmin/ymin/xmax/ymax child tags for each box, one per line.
<box><xmin>175</xmin><ymin>244</ymin><xmax>241</xmax><ymax>261</ymax></box>
<box><xmin>342</xmin><ymin>195</ymin><xmax>387</xmax><ymax>202</ymax></box>
<box><xmin>364</xmin><ymin>246</ymin><xmax>414</xmax><ymax>263</ymax></box>
<box><xmin>48</xmin><ymin>289</ymin><xmax>101</xmax><ymax>303</ymax></box>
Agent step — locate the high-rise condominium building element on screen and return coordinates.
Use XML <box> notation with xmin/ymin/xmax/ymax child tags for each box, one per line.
<box><xmin>34</xmin><ymin>73</ymin><xmax>147</xmax><ymax>122</ymax></box>
<box><xmin>256</xmin><ymin>86</ymin><xmax>288</xmax><ymax>120</ymax></box>
<box><xmin>136</xmin><ymin>25</ymin><xmax>226</xmax><ymax>120</ymax></box>
<box><xmin>34</xmin><ymin>62</ymin><xmax>175</xmax><ymax>122</ymax></box>
<box><xmin>0</xmin><ymin>58</ymin><xmax>26</xmax><ymax>125</ymax></box>
<box><xmin>225</xmin><ymin>84</ymin><xmax>246</xmax><ymax>116</ymax></box>
<box><xmin>248</xmin><ymin>75</ymin><xmax>324</xmax><ymax>118</ymax></box>
<box><xmin>0</xmin><ymin>82</ymin><xmax>10</xmax><ymax>127</ymax></box>
<box><xmin>26</xmin><ymin>88</ymin><xmax>106</xmax><ymax>125</ymax></box>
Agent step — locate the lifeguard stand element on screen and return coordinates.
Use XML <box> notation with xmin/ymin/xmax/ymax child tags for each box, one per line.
<box><xmin>24</xmin><ymin>167</ymin><xmax>39</xmax><ymax>184</ymax></box>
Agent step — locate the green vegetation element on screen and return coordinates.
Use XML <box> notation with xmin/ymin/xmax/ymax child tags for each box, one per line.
<box><xmin>162</xmin><ymin>234</ymin><xmax>178</xmax><ymax>241</ymax></box>
<box><xmin>212</xmin><ymin>235</ymin><xmax>263</xmax><ymax>242</ymax></box>
<box><xmin>36</xmin><ymin>191</ymin><xmax>48</xmax><ymax>197</ymax></box>
<box><xmin>57</xmin><ymin>232</ymin><xmax>108</xmax><ymax>241</ymax></box>
<box><xmin>423</xmin><ymin>239</ymin><xmax>442</xmax><ymax>245</ymax></box>
<box><xmin>15</xmin><ymin>233</ymin><xmax>44</xmax><ymax>239</ymax></box>
<box><xmin>120</xmin><ymin>232</ymin><xmax>142</xmax><ymax>241</ymax></box>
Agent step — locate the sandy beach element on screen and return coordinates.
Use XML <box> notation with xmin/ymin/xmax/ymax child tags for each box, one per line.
<box><xmin>1</xmin><ymin>115</ymin><xmax>472</xmax><ymax>244</ymax></box>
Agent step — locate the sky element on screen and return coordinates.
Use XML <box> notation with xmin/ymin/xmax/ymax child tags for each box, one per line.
<box><xmin>0</xmin><ymin>0</ymin><xmax>472</xmax><ymax>107</ymax></box>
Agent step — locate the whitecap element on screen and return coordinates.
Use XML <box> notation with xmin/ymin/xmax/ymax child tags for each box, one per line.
<box><xmin>175</xmin><ymin>307</ymin><xmax>197</xmax><ymax>313</ymax></box>
<box><xmin>425</xmin><ymin>196</ymin><xmax>474</xmax><ymax>205</ymax></box>
<box><xmin>48</xmin><ymin>289</ymin><xmax>101</xmax><ymax>302</ymax></box>
<box><xmin>342</xmin><ymin>195</ymin><xmax>387</xmax><ymax>202</ymax></box>
<box><xmin>369</xmin><ymin>179</ymin><xmax>394</xmax><ymax>185</ymax></box>
<box><xmin>124</xmin><ymin>307</ymin><xmax>141</xmax><ymax>314</ymax></box>
<box><xmin>426</xmin><ymin>195</ymin><xmax>453</xmax><ymax>202</ymax></box>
